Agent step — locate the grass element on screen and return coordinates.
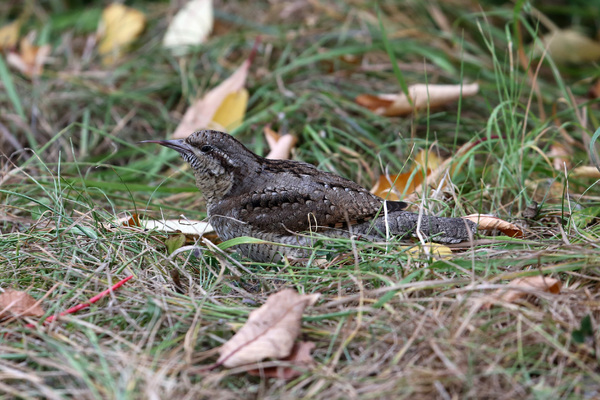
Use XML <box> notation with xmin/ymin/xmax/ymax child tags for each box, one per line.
<box><xmin>1</xmin><ymin>0</ymin><xmax>600</xmax><ymax>398</ymax></box>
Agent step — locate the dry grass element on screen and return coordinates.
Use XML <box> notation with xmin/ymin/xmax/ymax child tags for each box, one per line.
<box><xmin>1</xmin><ymin>0</ymin><xmax>600</xmax><ymax>399</ymax></box>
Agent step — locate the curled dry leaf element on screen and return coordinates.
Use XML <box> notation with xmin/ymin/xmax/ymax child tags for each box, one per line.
<box><xmin>7</xmin><ymin>37</ymin><xmax>51</xmax><ymax>78</ymax></box>
<box><xmin>463</xmin><ymin>214</ymin><xmax>523</xmax><ymax>238</ymax></box>
<box><xmin>246</xmin><ymin>341</ymin><xmax>316</xmax><ymax>380</ymax></box>
<box><xmin>0</xmin><ymin>20</ymin><xmax>20</xmax><ymax>50</ymax></box>
<box><xmin>97</xmin><ymin>3</ymin><xmax>146</xmax><ymax>65</ymax></box>
<box><xmin>264</xmin><ymin>126</ymin><xmax>297</xmax><ymax>160</ymax></box>
<box><xmin>355</xmin><ymin>83</ymin><xmax>479</xmax><ymax>117</ymax></box>
<box><xmin>484</xmin><ymin>276</ymin><xmax>561</xmax><ymax>309</ymax></box>
<box><xmin>172</xmin><ymin>43</ymin><xmax>257</xmax><ymax>138</ymax></box>
<box><xmin>108</xmin><ymin>214</ymin><xmax>214</xmax><ymax>236</ymax></box>
<box><xmin>163</xmin><ymin>0</ymin><xmax>213</xmax><ymax>55</ymax></box>
<box><xmin>217</xmin><ymin>289</ymin><xmax>320</xmax><ymax>368</ymax></box>
<box><xmin>536</xmin><ymin>29</ymin><xmax>600</xmax><ymax>64</ymax></box>
<box><xmin>0</xmin><ymin>289</ymin><xmax>45</xmax><ymax>320</ymax></box>
<box><xmin>572</xmin><ymin>166</ymin><xmax>600</xmax><ymax>179</ymax></box>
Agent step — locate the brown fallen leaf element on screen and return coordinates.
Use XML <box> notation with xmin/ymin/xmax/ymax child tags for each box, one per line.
<box><xmin>217</xmin><ymin>289</ymin><xmax>320</xmax><ymax>368</ymax></box>
<box><xmin>404</xmin><ymin>140</ymin><xmax>477</xmax><ymax>203</ymax></box>
<box><xmin>246</xmin><ymin>341</ymin><xmax>316</xmax><ymax>379</ymax></box>
<box><xmin>264</xmin><ymin>125</ymin><xmax>297</xmax><ymax>160</ymax></box>
<box><xmin>484</xmin><ymin>276</ymin><xmax>561</xmax><ymax>309</ymax></box>
<box><xmin>117</xmin><ymin>213</ymin><xmax>142</xmax><ymax>227</ymax></box>
<box><xmin>572</xmin><ymin>166</ymin><xmax>600</xmax><ymax>179</ymax></box>
<box><xmin>0</xmin><ymin>20</ymin><xmax>20</xmax><ymax>50</ymax></box>
<box><xmin>97</xmin><ymin>3</ymin><xmax>146</xmax><ymax>65</ymax></box>
<box><xmin>355</xmin><ymin>82</ymin><xmax>479</xmax><ymax>116</ymax></box>
<box><xmin>371</xmin><ymin>149</ymin><xmax>441</xmax><ymax>200</ymax></box>
<box><xmin>7</xmin><ymin>36</ymin><xmax>51</xmax><ymax>78</ymax></box>
<box><xmin>371</xmin><ymin>171</ymin><xmax>424</xmax><ymax>201</ymax></box>
<box><xmin>463</xmin><ymin>214</ymin><xmax>523</xmax><ymax>238</ymax></box>
<box><xmin>173</xmin><ymin>43</ymin><xmax>257</xmax><ymax>139</ymax></box>
<box><xmin>0</xmin><ymin>289</ymin><xmax>45</xmax><ymax>320</ymax></box>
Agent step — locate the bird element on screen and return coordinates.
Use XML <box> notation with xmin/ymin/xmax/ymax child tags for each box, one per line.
<box><xmin>144</xmin><ymin>130</ymin><xmax>476</xmax><ymax>262</ymax></box>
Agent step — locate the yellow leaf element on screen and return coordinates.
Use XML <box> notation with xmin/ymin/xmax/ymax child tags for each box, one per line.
<box><xmin>0</xmin><ymin>20</ymin><xmax>20</xmax><ymax>50</ymax></box>
<box><xmin>211</xmin><ymin>88</ymin><xmax>248</xmax><ymax>131</ymax></box>
<box><xmin>172</xmin><ymin>47</ymin><xmax>255</xmax><ymax>138</ymax></box>
<box><xmin>403</xmin><ymin>243</ymin><xmax>453</xmax><ymax>259</ymax></box>
<box><xmin>414</xmin><ymin>148</ymin><xmax>442</xmax><ymax>170</ymax></box>
<box><xmin>98</xmin><ymin>3</ymin><xmax>146</xmax><ymax>65</ymax></box>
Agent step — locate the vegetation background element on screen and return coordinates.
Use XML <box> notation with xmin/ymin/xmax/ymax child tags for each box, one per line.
<box><xmin>1</xmin><ymin>0</ymin><xmax>599</xmax><ymax>398</ymax></box>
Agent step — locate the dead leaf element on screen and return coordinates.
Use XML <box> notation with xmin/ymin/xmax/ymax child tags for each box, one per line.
<box><xmin>0</xmin><ymin>20</ymin><xmax>20</xmax><ymax>50</ymax></box>
<box><xmin>264</xmin><ymin>126</ymin><xmax>297</xmax><ymax>160</ymax></box>
<box><xmin>484</xmin><ymin>276</ymin><xmax>561</xmax><ymax>308</ymax></box>
<box><xmin>163</xmin><ymin>0</ymin><xmax>213</xmax><ymax>55</ymax></box>
<box><xmin>108</xmin><ymin>214</ymin><xmax>214</xmax><ymax>236</ymax></box>
<box><xmin>537</xmin><ymin>29</ymin><xmax>600</xmax><ymax>64</ymax></box>
<box><xmin>549</xmin><ymin>142</ymin><xmax>571</xmax><ymax>170</ymax></box>
<box><xmin>246</xmin><ymin>341</ymin><xmax>316</xmax><ymax>379</ymax></box>
<box><xmin>98</xmin><ymin>3</ymin><xmax>146</xmax><ymax>65</ymax></box>
<box><xmin>217</xmin><ymin>289</ymin><xmax>320</xmax><ymax>368</ymax></box>
<box><xmin>370</xmin><ymin>149</ymin><xmax>441</xmax><ymax>200</ymax></box>
<box><xmin>165</xmin><ymin>233</ymin><xmax>187</xmax><ymax>254</ymax></box>
<box><xmin>7</xmin><ymin>36</ymin><xmax>51</xmax><ymax>78</ymax></box>
<box><xmin>463</xmin><ymin>214</ymin><xmax>523</xmax><ymax>238</ymax></box>
<box><xmin>572</xmin><ymin>166</ymin><xmax>600</xmax><ymax>179</ymax></box>
<box><xmin>211</xmin><ymin>88</ymin><xmax>248</xmax><ymax>132</ymax></box>
<box><xmin>172</xmin><ymin>44</ymin><xmax>257</xmax><ymax>138</ymax></box>
<box><xmin>371</xmin><ymin>171</ymin><xmax>425</xmax><ymax>200</ymax></box>
<box><xmin>143</xmin><ymin>218</ymin><xmax>214</xmax><ymax>236</ymax></box>
<box><xmin>404</xmin><ymin>140</ymin><xmax>474</xmax><ymax>203</ymax></box>
<box><xmin>0</xmin><ymin>289</ymin><xmax>45</xmax><ymax>320</ymax></box>
<box><xmin>355</xmin><ymin>83</ymin><xmax>479</xmax><ymax>116</ymax></box>
<box><xmin>117</xmin><ymin>213</ymin><xmax>142</xmax><ymax>227</ymax></box>
<box><xmin>404</xmin><ymin>243</ymin><xmax>453</xmax><ymax>259</ymax></box>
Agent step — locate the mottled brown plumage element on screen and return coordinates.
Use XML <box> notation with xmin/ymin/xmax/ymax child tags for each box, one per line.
<box><xmin>145</xmin><ymin>130</ymin><xmax>475</xmax><ymax>262</ymax></box>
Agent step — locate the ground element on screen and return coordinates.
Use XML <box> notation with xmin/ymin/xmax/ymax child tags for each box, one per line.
<box><xmin>0</xmin><ymin>0</ymin><xmax>599</xmax><ymax>399</ymax></box>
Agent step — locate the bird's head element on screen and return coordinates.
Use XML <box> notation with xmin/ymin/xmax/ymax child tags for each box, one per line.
<box><xmin>143</xmin><ymin>130</ymin><xmax>259</xmax><ymax>204</ymax></box>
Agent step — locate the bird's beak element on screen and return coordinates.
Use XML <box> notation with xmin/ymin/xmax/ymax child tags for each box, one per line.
<box><xmin>140</xmin><ymin>139</ymin><xmax>192</xmax><ymax>155</ymax></box>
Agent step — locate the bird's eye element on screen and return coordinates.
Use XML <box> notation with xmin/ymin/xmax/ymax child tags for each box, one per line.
<box><xmin>200</xmin><ymin>145</ymin><xmax>213</xmax><ymax>153</ymax></box>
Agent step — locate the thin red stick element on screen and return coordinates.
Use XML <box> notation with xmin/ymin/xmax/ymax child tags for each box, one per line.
<box><xmin>44</xmin><ymin>275</ymin><xmax>133</xmax><ymax>324</ymax></box>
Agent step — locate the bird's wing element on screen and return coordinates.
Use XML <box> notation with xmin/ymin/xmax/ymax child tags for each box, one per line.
<box><xmin>212</xmin><ymin>181</ymin><xmax>406</xmax><ymax>234</ymax></box>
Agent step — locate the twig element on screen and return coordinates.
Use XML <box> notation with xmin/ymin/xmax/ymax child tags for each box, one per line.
<box><xmin>45</xmin><ymin>275</ymin><xmax>134</xmax><ymax>323</ymax></box>
<box><xmin>24</xmin><ymin>275</ymin><xmax>134</xmax><ymax>328</ymax></box>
